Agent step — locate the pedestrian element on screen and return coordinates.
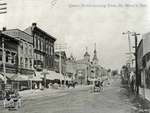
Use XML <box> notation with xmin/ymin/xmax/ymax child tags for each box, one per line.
<box><xmin>130</xmin><ymin>71</ymin><xmax>135</xmax><ymax>92</ymax></box>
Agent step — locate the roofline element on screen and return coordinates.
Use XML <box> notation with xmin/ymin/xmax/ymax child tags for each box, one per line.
<box><xmin>3</xmin><ymin>28</ymin><xmax>33</xmax><ymax>37</ymax></box>
<box><xmin>0</xmin><ymin>32</ymin><xmax>20</xmax><ymax>42</ymax></box>
<box><xmin>34</xmin><ymin>27</ymin><xmax>56</xmax><ymax>41</ymax></box>
<box><xmin>2</xmin><ymin>29</ymin><xmax>33</xmax><ymax>44</ymax></box>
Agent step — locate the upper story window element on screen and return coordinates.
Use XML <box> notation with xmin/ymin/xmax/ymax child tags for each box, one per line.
<box><xmin>20</xmin><ymin>57</ymin><xmax>23</xmax><ymax>68</ymax></box>
<box><xmin>29</xmin><ymin>45</ymin><xmax>32</xmax><ymax>57</ymax></box>
<box><xmin>51</xmin><ymin>46</ymin><xmax>54</xmax><ymax>56</ymax></box>
<box><xmin>0</xmin><ymin>49</ymin><xmax>2</xmax><ymax>61</ymax></box>
<box><xmin>25</xmin><ymin>58</ymin><xmax>28</xmax><ymax>68</ymax></box>
<box><xmin>46</xmin><ymin>40</ymin><xmax>48</xmax><ymax>54</ymax></box>
<box><xmin>34</xmin><ymin>34</ymin><xmax>37</xmax><ymax>48</ymax></box>
<box><xmin>6</xmin><ymin>51</ymin><xmax>11</xmax><ymax>63</ymax></box>
<box><xmin>25</xmin><ymin>43</ymin><xmax>28</xmax><ymax>55</ymax></box>
<box><xmin>20</xmin><ymin>42</ymin><xmax>23</xmax><ymax>55</ymax></box>
<box><xmin>29</xmin><ymin>59</ymin><xmax>32</xmax><ymax>68</ymax></box>
<box><xmin>41</xmin><ymin>39</ymin><xmax>43</xmax><ymax>51</ymax></box>
<box><xmin>49</xmin><ymin>45</ymin><xmax>51</xmax><ymax>55</ymax></box>
<box><xmin>11</xmin><ymin>52</ymin><xmax>16</xmax><ymax>64</ymax></box>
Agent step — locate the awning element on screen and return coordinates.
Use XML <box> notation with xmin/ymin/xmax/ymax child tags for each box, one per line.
<box><xmin>5</xmin><ymin>73</ymin><xmax>15</xmax><ymax>79</ymax></box>
<box><xmin>47</xmin><ymin>71</ymin><xmax>64</xmax><ymax>80</ymax></box>
<box><xmin>11</xmin><ymin>74</ymin><xmax>29</xmax><ymax>81</ymax></box>
<box><xmin>35</xmin><ymin>70</ymin><xmax>65</xmax><ymax>81</ymax></box>
<box><xmin>88</xmin><ymin>78</ymin><xmax>96</xmax><ymax>81</ymax></box>
<box><xmin>29</xmin><ymin>76</ymin><xmax>42</xmax><ymax>81</ymax></box>
<box><xmin>0</xmin><ymin>73</ymin><xmax>5</xmax><ymax>81</ymax></box>
<box><xmin>35</xmin><ymin>71</ymin><xmax>44</xmax><ymax>78</ymax></box>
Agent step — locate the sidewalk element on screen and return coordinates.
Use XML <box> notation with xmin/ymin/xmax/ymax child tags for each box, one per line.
<box><xmin>139</xmin><ymin>87</ymin><xmax>150</xmax><ymax>102</ymax></box>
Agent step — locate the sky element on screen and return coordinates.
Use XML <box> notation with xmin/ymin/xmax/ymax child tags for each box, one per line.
<box><xmin>0</xmin><ymin>0</ymin><xmax>150</xmax><ymax>70</ymax></box>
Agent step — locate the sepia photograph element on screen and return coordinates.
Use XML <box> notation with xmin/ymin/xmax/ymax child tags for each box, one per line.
<box><xmin>0</xmin><ymin>0</ymin><xmax>150</xmax><ymax>113</ymax></box>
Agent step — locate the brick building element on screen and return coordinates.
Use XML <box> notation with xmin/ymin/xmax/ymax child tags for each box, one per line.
<box><xmin>24</xmin><ymin>23</ymin><xmax>56</xmax><ymax>71</ymax></box>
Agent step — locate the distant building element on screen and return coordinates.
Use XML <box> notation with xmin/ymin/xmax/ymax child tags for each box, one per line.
<box><xmin>24</xmin><ymin>23</ymin><xmax>56</xmax><ymax>71</ymax></box>
<box><xmin>75</xmin><ymin>48</ymin><xmax>91</xmax><ymax>84</ymax></box>
<box><xmin>65</xmin><ymin>54</ymin><xmax>76</xmax><ymax>79</ymax></box>
<box><xmin>54</xmin><ymin>51</ymin><xmax>67</xmax><ymax>75</ymax></box>
<box><xmin>90</xmin><ymin>43</ymin><xmax>100</xmax><ymax>80</ymax></box>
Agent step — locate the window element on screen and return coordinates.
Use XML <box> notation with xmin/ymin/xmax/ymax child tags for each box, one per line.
<box><xmin>36</xmin><ymin>37</ymin><xmax>38</xmax><ymax>50</ymax></box>
<box><xmin>6</xmin><ymin>51</ymin><xmax>11</xmax><ymax>63</ymax></box>
<box><xmin>0</xmin><ymin>49</ymin><xmax>2</xmax><ymax>61</ymax></box>
<box><xmin>25</xmin><ymin>43</ymin><xmax>28</xmax><ymax>55</ymax></box>
<box><xmin>20</xmin><ymin>57</ymin><xmax>23</xmax><ymax>68</ymax></box>
<box><xmin>11</xmin><ymin>52</ymin><xmax>16</xmax><ymax>64</ymax></box>
<box><xmin>30</xmin><ymin>59</ymin><xmax>32</xmax><ymax>68</ymax></box>
<box><xmin>46</xmin><ymin>41</ymin><xmax>48</xmax><ymax>54</ymax></box>
<box><xmin>38</xmin><ymin>37</ymin><xmax>40</xmax><ymax>50</ymax></box>
<box><xmin>29</xmin><ymin>45</ymin><xmax>32</xmax><ymax>57</ymax></box>
<box><xmin>41</xmin><ymin>39</ymin><xmax>43</xmax><ymax>51</ymax></box>
<box><xmin>25</xmin><ymin>58</ymin><xmax>28</xmax><ymax>68</ymax></box>
<box><xmin>51</xmin><ymin>46</ymin><xmax>54</xmax><ymax>56</ymax></box>
<box><xmin>49</xmin><ymin>45</ymin><xmax>51</xmax><ymax>55</ymax></box>
<box><xmin>39</xmin><ymin>39</ymin><xmax>42</xmax><ymax>51</ymax></box>
<box><xmin>34</xmin><ymin>35</ymin><xmax>37</xmax><ymax>48</ymax></box>
<box><xmin>20</xmin><ymin>42</ymin><xmax>23</xmax><ymax>55</ymax></box>
<box><xmin>41</xmin><ymin>55</ymin><xmax>43</xmax><ymax>61</ymax></box>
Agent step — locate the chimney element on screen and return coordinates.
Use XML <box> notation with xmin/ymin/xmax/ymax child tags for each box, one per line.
<box><xmin>2</xmin><ymin>27</ymin><xmax>6</xmax><ymax>31</ymax></box>
<box><xmin>32</xmin><ymin>23</ymin><xmax>37</xmax><ymax>27</ymax></box>
<box><xmin>31</xmin><ymin>23</ymin><xmax>37</xmax><ymax>32</ymax></box>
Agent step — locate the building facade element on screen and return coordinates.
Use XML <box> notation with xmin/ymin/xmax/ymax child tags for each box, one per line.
<box><xmin>0</xmin><ymin>30</ymin><xmax>19</xmax><ymax>77</ymax></box>
<box><xmin>3</xmin><ymin>29</ymin><xmax>34</xmax><ymax>76</ymax></box>
<box><xmin>24</xmin><ymin>23</ymin><xmax>56</xmax><ymax>71</ymax></box>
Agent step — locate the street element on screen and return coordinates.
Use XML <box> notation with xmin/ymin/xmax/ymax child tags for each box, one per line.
<box><xmin>0</xmin><ymin>78</ymin><xmax>142</xmax><ymax>113</ymax></box>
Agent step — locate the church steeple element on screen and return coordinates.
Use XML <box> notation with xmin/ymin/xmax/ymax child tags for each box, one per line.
<box><xmin>93</xmin><ymin>43</ymin><xmax>98</xmax><ymax>65</ymax></box>
<box><xmin>84</xmin><ymin>47</ymin><xmax>90</xmax><ymax>62</ymax></box>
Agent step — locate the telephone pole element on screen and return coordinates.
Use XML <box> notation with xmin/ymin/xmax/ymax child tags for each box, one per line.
<box><xmin>55</xmin><ymin>43</ymin><xmax>67</xmax><ymax>86</ymax></box>
<box><xmin>132</xmin><ymin>32</ymin><xmax>140</xmax><ymax>95</ymax></box>
<box><xmin>122</xmin><ymin>31</ymin><xmax>133</xmax><ymax>67</ymax></box>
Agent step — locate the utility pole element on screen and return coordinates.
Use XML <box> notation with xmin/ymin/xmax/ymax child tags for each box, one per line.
<box><xmin>2</xmin><ymin>36</ymin><xmax>6</xmax><ymax>84</ymax></box>
<box><xmin>122</xmin><ymin>31</ymin><xmax>132</xmax><ymax>67</ymax></box>
<box><xmin>55</xmin><ymin>43</ymin><xmax>67</xmax><ymax>86</ymax></box>
<box><xmin>132</xmin><ymin>32</ymin><xmax>140</xmax><ymax>95</ymax></box>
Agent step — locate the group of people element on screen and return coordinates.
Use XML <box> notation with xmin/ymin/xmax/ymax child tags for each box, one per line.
<box><xmin>93</xmin><ymin>79</ymin><xmax>104</xmax><ymax>92</ymax></box>
<box><xmin>3</xmin><ymin>90</ymin><xmax>22</xmax><ymax>110</ymax></box>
